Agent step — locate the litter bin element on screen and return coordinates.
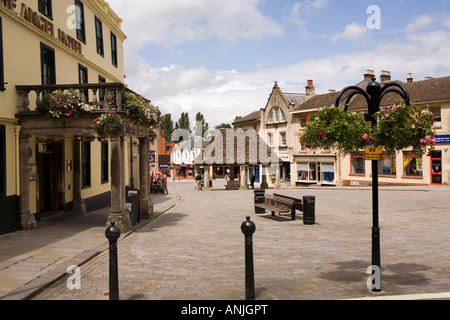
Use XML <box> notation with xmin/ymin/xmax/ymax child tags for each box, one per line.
<box><xmin>302</xmin><ymin>195</ymin><xmax>316</xmax><ymax>225</ymax></box>
<box><xmin>254</xmin><ymin>189</ymin><xmax>265</xmax><ymax>214</ymax></box>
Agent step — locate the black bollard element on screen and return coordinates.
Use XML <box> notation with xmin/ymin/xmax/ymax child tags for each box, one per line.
<box><xmin>241</xmin><ymin>216</ymin><xmax>256</xmax><ymax>300</ymax></box>
<box><xmin>105</xmin><ymin>221</ymin><xmax>121</xmax><ymax>300</ymax></box>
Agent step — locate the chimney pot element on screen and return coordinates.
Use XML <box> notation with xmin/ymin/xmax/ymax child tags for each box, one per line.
<box><xmin>364</xmin><ymin>69</ymin><xmax>375</xmax><ymax>80</ymax></box>
<box><xmin>407</xmin><ymin>73</ymin><xmax>413</xmax><ymax>83</ymax></box>
<box><xmin>380</xmin><ymin>70</ymin><xmax>391</xmax><ymax>83</ymax></box>
<box><xmin>305</xmin><ymin>80</ymin><xmax>315</xmax><ymax>97</ymax></box>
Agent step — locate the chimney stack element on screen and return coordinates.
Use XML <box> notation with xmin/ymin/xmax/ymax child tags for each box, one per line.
<box><xmin>306</xmin><ymin>80</ymin><xmax>315</xmax><ymax>97</ymax></box>
<box><xmin>364</xmin><ymin>69</ymin><xmax>375</xmax><ymax>81</ymax></box>
<box><xmin>380</xmin><ymin>70</ymin><xmax>391</xmax><ymax>83</ymax></box>
<box><xmin>407</xmin><ymin>73</ymin><xmax>413</xmax><ymax>83</ymax></box>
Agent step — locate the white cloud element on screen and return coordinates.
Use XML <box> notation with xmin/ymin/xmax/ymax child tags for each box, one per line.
<box><xmin>285</xmin><ymin>0</ymin><xmax>330</xmax><ymax>34</ymax></box>
<box><xmin>108</xmin><ymin>0</ymin><xmax>284</xmax><ymax>48</ymax></box>
<box><xmin>330</xmin><ymin>22</ymin><xmax>368</xmax><ymax>42</ymax></box>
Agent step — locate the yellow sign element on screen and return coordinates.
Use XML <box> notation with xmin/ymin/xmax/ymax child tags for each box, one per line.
<box><xmin>365</xmin><ymin>148</ymin><xmax>384</xmax><ymax>161</ymax></box>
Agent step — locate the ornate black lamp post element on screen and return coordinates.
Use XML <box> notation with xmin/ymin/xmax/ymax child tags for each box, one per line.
<box><xmin>335</xmin><ymin>77</ymin><xmax>410</xmax><ymax>292</ymax></box>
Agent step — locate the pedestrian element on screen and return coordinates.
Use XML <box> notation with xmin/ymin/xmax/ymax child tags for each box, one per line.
<box><xmin>195</xmin><ymin>173</ymin><xmax>202</xmax><ymax>191</ymax></box>
<box><xmin>161</xmin><ymin>171</ymin><xmax>168</xmax><ymax>194</ymax></box>
<box><xmin>250</xmin><ymin>174</ymin><xmax>255</xmax><ymax>189</ymax></box>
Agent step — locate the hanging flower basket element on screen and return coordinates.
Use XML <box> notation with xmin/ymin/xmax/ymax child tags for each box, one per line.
<box><xmin>300</xmin><ymin>104</ymin><xmax>436</xmax><ymax>155</ymax></box>
<box><xmin>300</xmin><ymin>106</ymin><xmax>372</xmax><ymax>154</ymax></box>
<box><xmin>372</xmin><ymin>103</ymin><xmax>436</xmax><ymax>155</ymax></box>
<box><xmin>40</xmin><ymin>90</ymin><xmax>93</xmax><ymax>119</ymax></box>
<box><xmin>122</xmin><ymin>91</ymin><xmax>160</xmax><ymax>128</ymax></box>
<box><xmin>91</xmin><ymin>112</ymin><xmax>126</xmax><ymax>139</ymax></box>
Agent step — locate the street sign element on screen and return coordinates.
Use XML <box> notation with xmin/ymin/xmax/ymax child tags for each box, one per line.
<box><xmin>365</xmin><ymin>147</ymin><xmax>384</xmax><ymax>161</ymax></box>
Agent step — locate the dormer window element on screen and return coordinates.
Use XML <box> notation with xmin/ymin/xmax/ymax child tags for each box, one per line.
<box><xmin>268</xmin><ymin>107</ymin><xmax>285</xmax><ymax>124</ymax></box>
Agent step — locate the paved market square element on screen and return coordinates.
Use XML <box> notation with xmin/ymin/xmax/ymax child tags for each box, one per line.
<box><xmin>1</xmin><ymin>179</ymin><xmax>449</xmax><ymax>300</ymax></box>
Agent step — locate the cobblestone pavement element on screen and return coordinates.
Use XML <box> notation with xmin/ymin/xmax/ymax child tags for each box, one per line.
<box><xmin>26</xmin><ymin>180</ymin><xmax>450</xmax><ymax>301</ymax></box>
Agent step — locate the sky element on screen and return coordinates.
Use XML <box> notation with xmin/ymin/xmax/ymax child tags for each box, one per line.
<box><xmin>107</xmin><ymin>0</ymin><xmax>450</xmax><ymax>130</ymax></box>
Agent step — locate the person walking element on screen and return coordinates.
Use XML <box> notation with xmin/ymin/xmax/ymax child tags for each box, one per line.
<box><xmin>195</xmin><ymin>173</ymin><xmax>202</xmax><ymax>191</ymax></box>
<box><xmin>250</xmin><ymin>174</ymin><xmax>255</xmax><ymax>189</ymax></box>
<box><xmin>161</xmin><ymin>171</ymin><xmax>168</xmax><ymax>194</ymax></box>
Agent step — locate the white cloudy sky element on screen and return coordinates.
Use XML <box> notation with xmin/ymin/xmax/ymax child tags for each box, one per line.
<box><xmin>107</xmin><ymin>0</ymin><xmax>450</xmax><ymax>128</ymax></box>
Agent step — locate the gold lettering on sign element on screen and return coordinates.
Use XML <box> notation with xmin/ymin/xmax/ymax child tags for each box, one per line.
<box><xmin>20</xmin><ymin>3</ymin><xmax>54</xmax><ymax>37</ymax></box>
<box><xmin>16</xmin><ymin>2</ymin><xmax>82</xmax><ymax>55</ymax></box>
<box><xmin>1</xmin><ymin>0</ymin><xmax>17</xmax><ymax>13</ymax></box>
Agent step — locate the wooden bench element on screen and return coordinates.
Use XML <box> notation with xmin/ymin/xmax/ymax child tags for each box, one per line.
<box><xmin>255</xmin><ymin>194</ymin><xmax>303</xmax><ymax>220</ymax></box>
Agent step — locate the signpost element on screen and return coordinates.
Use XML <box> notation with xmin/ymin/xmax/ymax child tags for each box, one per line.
<box><xmin>364</xmin><ymin>148</ymin><xmax>384</xmax><ymax>161</ymax></box>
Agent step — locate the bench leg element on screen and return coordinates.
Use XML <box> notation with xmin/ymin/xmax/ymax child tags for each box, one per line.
<box><xmin>271</xmin><ymin>211</ymin><xmax>275</xmax><ymax>216</ymax></box>
<box><xmin>291</xmin><ymin>208</ymin><xmax>296</xmax><ymax>220</ymax></box>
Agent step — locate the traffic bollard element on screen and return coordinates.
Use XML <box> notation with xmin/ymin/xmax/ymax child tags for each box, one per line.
<box><xmin>105</xmin><ymin>221</ymin><xmax>121</xmax><ymax>300</ymax></box>
<box><xmin>241</xmin><ymin>216</ymin><xmax>256</xmax><ymax>300</ymax></box>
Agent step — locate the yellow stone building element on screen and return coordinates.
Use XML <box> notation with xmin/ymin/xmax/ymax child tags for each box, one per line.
<box><xmin>1</xmin><ymin>0</ymin><xmax>153</xmax><ymax>235</ymax></box>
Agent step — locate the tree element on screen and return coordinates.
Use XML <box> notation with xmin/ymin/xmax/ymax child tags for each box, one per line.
<box><xmin>215</xmin><ymin>123</ymin><xmax>232</xmax><ymax>129</ymax></box>
<box><xmin>159</xmin><ymin>113</ymin><xmax>174</xmax><ymax>141</ymax></box>
<box><xmin>194</xmin><ymin>112</ymin><xmax>209</xmax><ymax>137</ymax></box>
<box><xmin>175</xmin><ymin>112</ymin><xmax>191</xmax><ymax>141</ymax></box>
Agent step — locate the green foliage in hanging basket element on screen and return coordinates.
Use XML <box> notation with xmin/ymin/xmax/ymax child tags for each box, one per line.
<box><xmin>300</xmin><ymin>104</ymin><xmax>437</xmax><ymax>155</ymax></box>
<box><xmin>40</xmin><ymin>90</ymin><xmax>94</xmax><ymax>119</ymax></box>
<box><xmin>122</xmin><ymin>91</ymin><xmax>161</xmax><ymax>128</ymax></box>
<box><xmin>91</xmin><ymin>112</ymin><xmax>126</xmax><ymax>139</ymax></box>
<box><xmin>372</xmin><ymin>104</ymin><xmax>436</xmax><ymax>155</ymax></box>
<box><xmin>300</xmin><ymin>106</ymin><xmax>372</xmax><ymax>154</ymax></box>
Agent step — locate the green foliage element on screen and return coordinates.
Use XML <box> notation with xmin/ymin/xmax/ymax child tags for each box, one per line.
<box><xmin>300</xmin><ymin>104</ymin><xmax>437</xmax><ymax>155</ymax></box>
<box><xmin>300</xmin><ymin>106</ymin><xmax>372</xmax><ymax>154</ymax></box>
<box><xmin>41</xmin><ymin>90</ymin><xmax>93</xmax><ymax>119</ymax></box>
<box><xmin>372</xmin><ymin>104</ymin><xmax>436</xmax><ymax>155</ymax></box>
<box><xmin>91</xmin><ymin>112</ymin><xmax>126</xmax><ymax>139</ymax></box>
<box><xmin>122</xmin><ymin>91</ymin><xmax>160</xmax><ymax>128</ymax></box>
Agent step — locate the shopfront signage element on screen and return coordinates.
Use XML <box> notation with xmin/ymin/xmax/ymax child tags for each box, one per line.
<box><xmin>365</xmin><ymin>148</ymin><xmax>384</xmax><ymax>161</ymax></box>
<box><xmin>1</xmin><ymin>1</ymin><xmax>82</xmax><ymax>55</ymax></box>
<box><xmin>435</xmin><ymin>135</ymin><xmax>450</xmax><ymax>144</ymax></box>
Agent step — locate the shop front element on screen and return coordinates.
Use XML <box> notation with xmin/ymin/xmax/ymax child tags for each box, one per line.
<box><xmin>294</xmin><ymin>155</ymin><xmax>337</xmax><ymax>186</ymax></box>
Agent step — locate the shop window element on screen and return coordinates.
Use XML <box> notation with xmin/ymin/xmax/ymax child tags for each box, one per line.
<box><xmin>430</xmin><ymin>150</ymin><xmax>442</xmax><ymax>185</ymax></box>
<box><xmin>0</xmin><ymin>17</ymin><xmax>4</xmax><ymax>91</ymax></box>
<box><xmin>38</xmin><ymin>0</ymin><xmax>52</xmax><ymax>19</ymax></box>
<box><xmin>0</xmin><ymin>125</ymin><xmax>5</xmax><ymax>196</ymax></box>
<box><xmin>95</xmin><ymin>16</ymin><xmax>104</xmax><ymax>56</ymax></box>
<box><xmin>297</xmin><ymin>162</ymin><xmax>317</xmax><ymax>182</ymax></box>
<box><xmin>403</xmin><ymin>151</ymin><xmax>423</xmax><ymax>177</ymax></box>
<box><xmin>430</xmin><ymin>106</ymin><xmax>442</xmax><ymax>128</ymax></box>
<box><xmin>321</xmin><ymin>163</ymin><xmax>335</xmax><ymax>184</ymax></box>
<box><xmin>101</xmin><ymin>141</ymin><xmax>108</xmax><ymax>183</ymax></box>
<box><xmin>111</xmin><ymin>32</ymin><xmax>117</xmax><ymax>67</ymax></box>
<box><xmin>75</xmin><ymin>0</ymin><xmax>86</xmax><ymax>43</ymax></box>
<box><xmin>378</xmin><ymin>155</ymin><xmax>396</xmax><ymax>176</ymax></box>
<box><xmin>82</xmin><ymin>141</ymin><xmax>91</xmax><ymax>188</ymax></box>
<box><xmin>40</xmin><ymin>43</ymin><xmax>55</xmax><ymax>86</ymax></box>
<box><xmin>351</xmin><ymin>151</ymin><xmax>365</xmax><ymax>174</ymax></box>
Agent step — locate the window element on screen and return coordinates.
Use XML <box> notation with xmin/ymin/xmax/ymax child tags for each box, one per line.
<box><xmin>268</xmin><ymin>107</ymin><xmax>286</xmax><ymax>124</ymax></box>
<box><xmin>78</xmin><ymin>64</ymin><xmax>88</xmax><ymax>100</ymax></box>
<box><xmin>300</xmin><ymin>116</ymin><xmax>309</xmax><ymax>128</ymax></box>
<box><xmin>378</xmin><ymin>155</ymin><xmax>396</xmax><ymax>176</ymax></box>
<box><xmin>0</xmin><ymin>17</ymin><xmax>4</xmax><ymax>91</ymax></box>
<box><xmin>280</xmin><ymin>132</ymin><xmax>286</xmax><ymax>146</ymax></box>
<box><xmin>101</xmin><ymin>141</ymin><xmax>108</xmax><ymax>183</ymax></box>
<box><xmin>41</xmin><ymin>43</ymin><xmax>55</xmax><ymax>85</ymax></box>
<box><xmin>95</xmin><ymin>16</ymin><xmax>104</xmax><ymax>56</ymax></box>
<box><xmin>38</xmin><ymin>0</ymin><xmax>52</xmax><ymax>19</ymax></box>
<box><xmin>430</xmin><ymin>106</ymin><xmax>442</xmax><ymax>128</ymax></box>
<box><xmin>98</xmin><ymin>75</ymin><xmax>106</xmax><ymax>102</ymax></box>
<box><xmin>351</xmin><ymin>152</ymin><xmax>365</xmax><ymax>174</ymax></box>
<box><xmin>110</xmin><ymin>32</ymin><xmax>117</xmax><ymax>67</ymax></box>
<box><xmin>82</xmin><ymin>141</ymin><xmax>91</xmax><ymax>188</ymax></box>
<box><xmin>403</xmin><ymin>151</ymin><xmax>423</xmax><ymax>177</ymax></box>
<box><xmin>321</xmin><ymin>163</ymin><xmax>335</xmax><ymax>184</ymax></box>
<box><xmin>75</xmin><ymin>0</ymin><xmax>86</xmax><ymax>43</ymax></box>
<box><xmin>0</xmin><ymin>125</ymin><xmax>5</xmax><ymax>196</ymax></box>
<box><xmin>297</xmin><ymin>162</ymin><xmax>317</xmax><ymax>182</ymax></box>
<box><xmin>268</xmin><ymin>133</ymin><xmax>273</xmax><ymax>146</ymax></box>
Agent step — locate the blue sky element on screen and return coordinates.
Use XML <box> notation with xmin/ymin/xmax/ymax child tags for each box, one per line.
<box><xmin>107</xmin><ymin>0</ymin><xmax>450</xmax><ymax>129</ymax></box>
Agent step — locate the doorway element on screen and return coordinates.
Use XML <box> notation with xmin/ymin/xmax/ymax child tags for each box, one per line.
<box><xmin>430</xmin><ymin>150</ymin><xmax>442</xmax><ymax>185</ymax></box>
<box><xmin>38</xmin><ymin>141</ymin><xmax>63</xmax><ymax>214</ymax></box>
